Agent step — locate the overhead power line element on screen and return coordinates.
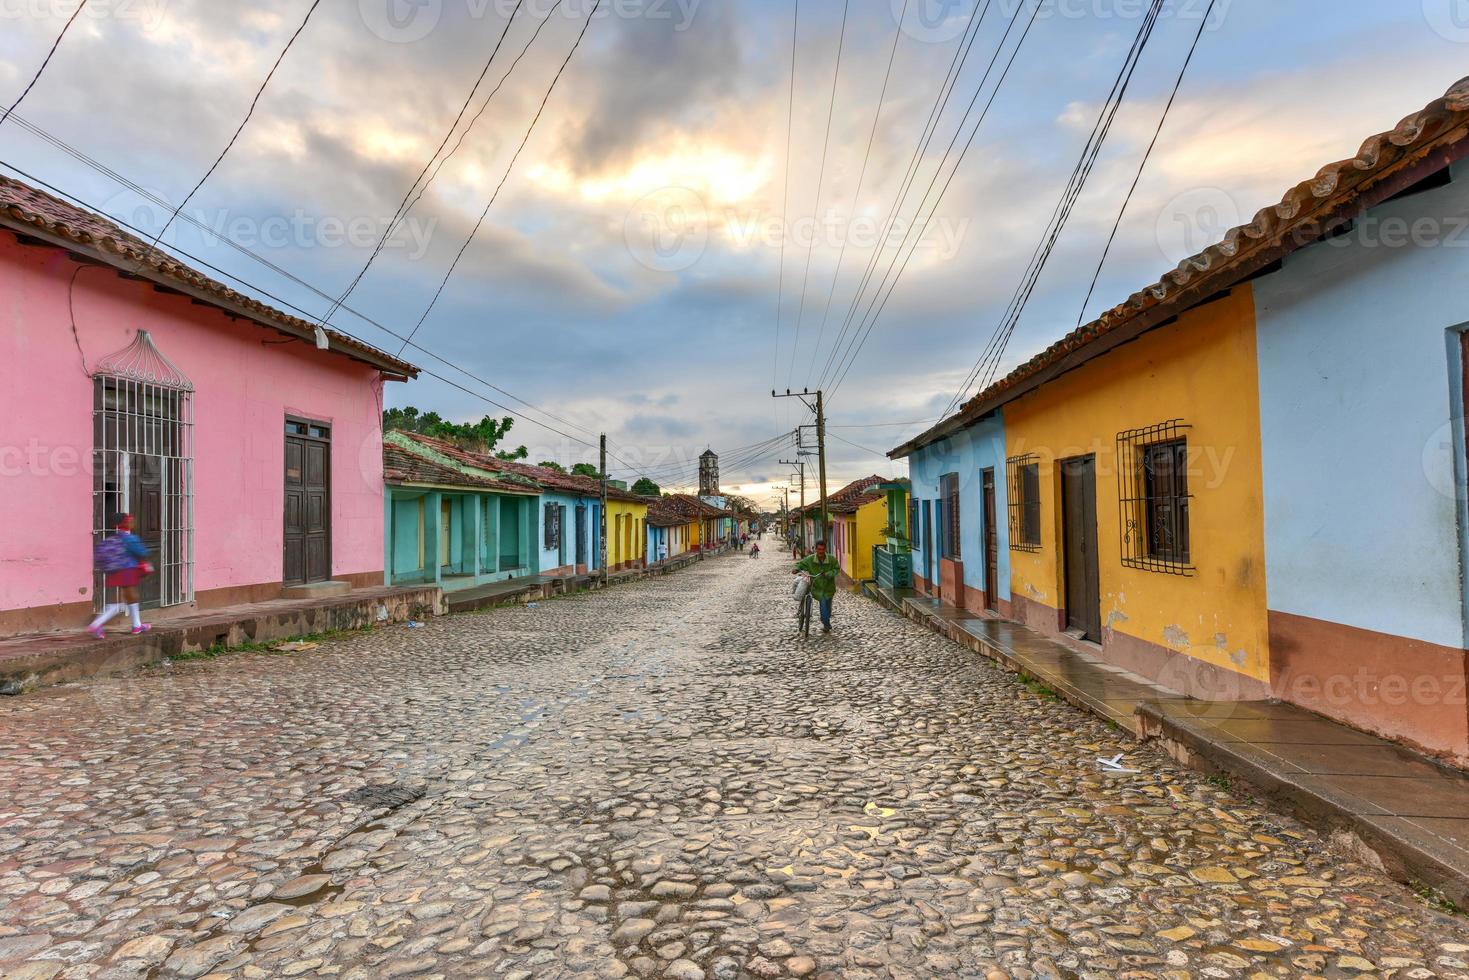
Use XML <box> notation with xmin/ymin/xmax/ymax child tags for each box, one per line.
<box><xmin>150</xmin><ymin>0</ymin><xmax>325</xmax><ymax>249</ymax></box>
<box><xmin>826</xmin><ymin>0</ymin><xmax>1043</xmax><ymax>401</ymax></box>
<box><xmin>1074</xmin><ymin>0</ymin><xmax>1217</xmax><ymax>327</ymax></box>
<box><xmin>316</xmin><ymin>0</ymin><xmax>551</xmax><ymax>330</ymax></box>
<box><xmin>807</xmin><ymin>0</ymin><xmax>910</xmax><ymax>381</ymax></box>
<box><xmin>813</xmin><ymin>0</ymin><xmax>995</xmax><ymax>390</ymax></box>
<box><xmin>942</xmin><ymin>0</ymin><xmax>1168</xmax><ymax>415</ymax></box>
<box><xmin>785</xmin><ymin>0</ymin><xmax>852</xmax><ymax>390</ymax></box>
<box><xmin>773</xmin><ymin>0</ymin><xmax>801</xmax><ymax>402</ymax></box>
<box><xmin>396</xmin><ymin>0</ymin><xmax>603</xmax><ymax>356</ymax></box>
<box><xmin>0</xmin><ymin>0</ymin><xmax>90</xmax><ymax>130</ymax></box>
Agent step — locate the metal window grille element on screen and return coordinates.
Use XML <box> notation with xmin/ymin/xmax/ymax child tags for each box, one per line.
<box><xmin>1117</xmin><ymin>420</ymin><xmax>1193</xmax><ymax>575</ymax></box>
<box><xmin>1006</xmin><ymin>454</ymin><xmax>1042</xmax><ymax>552</ymax></box>
<box><xmin>91</xmin><ymin>331</ymin><xmax>194</xmax><ymax>610</ymax></box>
<box><xmin>544</xmin><ymin>502</ymin><xmax>561</xmax><ymax>550</ymax></box>
<box><xmin>940</xmin><ymin>473</ymin><xmax>961</xmax><ymax>559</ymax></box>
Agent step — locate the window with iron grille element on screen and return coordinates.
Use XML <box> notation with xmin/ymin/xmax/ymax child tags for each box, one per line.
<box><xmin>544</xmin><ymin>501</ymin><xmax>561</xmax><ymax>550</ymax></box>
<box><xmin>1006</xmin><ymin>454</ymin><xmax>1041</xmax><ymax>552</ymax></box>
<box><xmin>907</xmin><ymin>497</ymin><xmax>919</xmax><ymax>550</ymax></box>
<box><xmin>1117</xmin><ymin>421</ymin><xmax>1193</xmax><ymax>574</ymax></box>
<box><xmin>940</xmin><ymin>473</ymin><xmax>961</xmax><ymax>559</ymax></box>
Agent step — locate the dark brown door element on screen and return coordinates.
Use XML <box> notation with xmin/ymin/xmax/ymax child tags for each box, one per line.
<box><xmin>1061</xmin><ymin>456</ymin><xmax>1101</xmax><ymax>642</ymax></box>
<box><xmin>981</xmin><ymin>468</ymin><xmax>999</xmax><ymax>613</ymax></box>
<box><xmin>284</xmin><ymin>419</ymin><xmax>331</xmax><ymax>585</ymax></box>
<box><xmin>131</xmin><ymin>455</ymin><xmax>164</xmax><ymax>608</ymax></box>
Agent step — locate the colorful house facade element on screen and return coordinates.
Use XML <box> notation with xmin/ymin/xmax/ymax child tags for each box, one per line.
<box><xmin>383</xmin><ymin>439</ymin><xmax>541</xmax><ymax>590</ymax></box>
<box><xmin>0</xmin><ymin>175</ymin><xmax>417</xmax><ymax>636</ymax></box>
<box><xmin>794</xmin><ymin>476</ymin><xmax>888</xmax><ymax>583</ymax></box>
<box><xmin>891</xmin><ymin>78</ymin><xmax>1469</xmax><ymax>766</ymax></box>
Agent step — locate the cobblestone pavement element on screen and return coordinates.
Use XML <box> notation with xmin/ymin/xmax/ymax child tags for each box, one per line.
<box><xmin>2</xmin><ymin>548</ymin><xmax>1467</xmax><ymax>980</ymax></box>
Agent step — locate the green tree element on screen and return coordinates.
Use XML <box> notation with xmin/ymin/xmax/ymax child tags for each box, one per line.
<box><xmin>631</xmin><ymin>477</ymin><xmax>661</xmax><ymax>496</ymax></box>
<box><xmin>537</xmin><ymin>460</ymin><xmax>566</xmax><ymax>473</ymax></box>
<box><xmin>571</xmin><ymin>463</ymin><xmax>603</xmax><ymax>479</ymax></box>
<box><xmin>383</xmin><ymin>407</ymin><xmax>527</xmax><ymax>460</ymax></box>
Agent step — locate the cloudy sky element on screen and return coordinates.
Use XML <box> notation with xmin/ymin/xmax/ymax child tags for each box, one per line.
<box><xmin>3</xmin><ymin>0</ymin><xmax>1466</xmax><ymax>505</ymax></box>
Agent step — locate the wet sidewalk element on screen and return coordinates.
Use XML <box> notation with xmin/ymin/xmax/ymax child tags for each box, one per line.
<box><xmin>0</xmin><ymin>584</ymin><xmax>442</xmax><ymax>694</ymax></box>
<box><xmin>866</xmin><ymin>583</ymin><xmax>1469</xmax><ymax>907</ymax></box>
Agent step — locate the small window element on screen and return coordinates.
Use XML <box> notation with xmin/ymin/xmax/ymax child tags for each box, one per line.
<box><xmin>1118</xmin><ymin>421</ymin><xmax>1193</xmax><ymax>574</ymax></box>
<box><xmin>940</xmin><ymin>473</ymin><xmax>961</xmax><ymax>559</ymax></box>
<box><xmin>544</xmin><ymin>502</ymin><xmax>561</xmax><ymax>550</ymax></box>
<box><xmin>1006</xmin><ymin>455</ymin><xmax>1041</xmax><ymax>552</ymax></box>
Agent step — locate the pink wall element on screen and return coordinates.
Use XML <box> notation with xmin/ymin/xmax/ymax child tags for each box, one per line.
<box><xmin>0</xmin><ymin>233</ymin><xmax>389</xmax><ymax>621</ymax></box>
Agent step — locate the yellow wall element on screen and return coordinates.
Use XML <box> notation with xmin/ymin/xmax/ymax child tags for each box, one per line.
<box><xmin>837</xmin><ymin>497</ymin><xmax>888</xmax><ymax>582</ymax></box>
<box><xmin>1004</xmin><ymin>285</ymin><xmax>1270</xmax><ymax>683</ymax></box>
<box><xmin>607</xmin><ymin>500</ymin><xmax>649</xmax><ymax>566</ymax></box>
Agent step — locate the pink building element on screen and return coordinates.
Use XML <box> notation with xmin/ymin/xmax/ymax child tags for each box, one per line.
<box><xmin>0</xmin><ymin>176</ymin><xmax>417</xmax><ymax>636</ymax></box>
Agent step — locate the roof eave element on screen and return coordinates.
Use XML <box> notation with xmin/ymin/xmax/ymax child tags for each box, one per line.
<box><xmin>890</xmin><ymin>124</ymin><xmax>1469</xmax><ymax>460</ymax></box>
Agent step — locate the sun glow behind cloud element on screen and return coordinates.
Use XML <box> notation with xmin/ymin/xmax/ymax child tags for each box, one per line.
<box><xmin>529</xmin><ymin>140</ymin><xmax>772</xmax><ymax>208</ymax></box>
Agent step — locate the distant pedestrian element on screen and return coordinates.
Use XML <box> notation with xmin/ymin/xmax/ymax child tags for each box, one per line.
<box><xmin>87</xmin><ymin>512</ymin><xmax>152</xmax><ymax>637</ymax></box>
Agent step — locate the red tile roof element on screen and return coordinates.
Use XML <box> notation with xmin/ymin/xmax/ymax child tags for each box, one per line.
<box><xmin>383</xmin><ymin>444</ymin><xmax>537</xmax><ymax>494</ymax></box>
<box><xmin>393</xmin><ymin>431</ymin><xmax>648</xmax><ymax>503</ymax></box>
<box><xmin>0</xmin><ymin>173</ymin><xmax>418</xmax><ymax>379</ymax></box>
<box><xmin>793</xmin><ymin>475</ymin><xmax>886</xmax><ymax>516</ymax></box>
<box><xmin>648</xmin><ymin>494</ymin><xmax>729</xmax><ymax>526</ymax></box>
<box><xmin>892</xmin><ymin>75</ymin><xmax>1469</xmax><ymax>459</ymax></box>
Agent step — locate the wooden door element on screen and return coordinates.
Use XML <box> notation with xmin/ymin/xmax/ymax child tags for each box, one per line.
<box><xmin>982</xmin><ymin>468</ymin><xmax>999</xmax><ymax>613</ymax></box>
<box><xmin>130</xmin><ymin>454</ymin><xmax>164</xmax><ymax>608</ymax></box>
<box><xmin>439</xmin><ymin>498</ymin><xmax>452</xmax><ymax>568</ymax></box>
<box><xmin>576</xmin><ymin>506</ymin><xmax>588</xmax><ymax>566</ymax></box>
<box><xmin>284</xmin><ymin>419</ymin><xmax>331</xmax><ymax>585</ymax></box>
<box><xmin>1060</xmin><ymin>456</ymin><xmax>1101</xmax><ymax>642</ymax></box>
<box><xmin>922</xmin><ymin>501</ymin><xmax>936</xmax><ymax>596</ymax></box>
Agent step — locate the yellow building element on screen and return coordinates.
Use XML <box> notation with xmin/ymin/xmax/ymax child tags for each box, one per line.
<box><xmin>1001</xmin><ymin>286</ymin><xmax>1270</xmax><ymax>699</ymax></box>
<box><xmin>802</xmin><ymin>476</ymin><xmax>888</xmax><ymax>584</ymax></box>
<box><xmin>606</xmin><ymin>497</ymin><xmax>649</xmax><ymax>570</ymax></box>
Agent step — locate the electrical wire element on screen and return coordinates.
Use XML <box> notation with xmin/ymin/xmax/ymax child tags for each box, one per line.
<box><xmin>396</xmin><ymin>0</ymin><xmax>603</xmax><ymax>356</ymax></box>
<box><xmin>773</xmin><ymin>0</ymin><xmax>801</xmax><ymax>410</ymax></box>
<box><xmin>785</xmin><ymin>0</ymin><xmax>851</xmax><ymax>390</ymax></box>
<box><xmin>316</xmin><ymin>0</ymin><xmax>550</xmax><ymax>329</ymax></box>
<box><xmin>149</xmin><ymin>0</ymin><xmax>324</xmax><ymax>249</ymax></box>
<box><xmin>940</xmin><ymin>0</ymin><xmax>1167</xmax><ymax>414</ymax></box>
<box><xmin>813</xmin><ymin>0</ymin><xmax>994</xmax><ymax>390</ymax></box>
<box><xmin>826</xmin><ymin>0</ymin><xmax>1041</xmax><ymax>400</ymax></box>
<box><xmin>1073</xmin><ymin>0</ymin><xmax>1216</xmax><ymax>328</ymax></box>
<box><xmin>806</xmin><ymin>0</ymin><xmax>909</xmax><ymax>381</ymax></box>
<box><xmin>0</xmin><ymin>0</ymin><xmax>90</xmax><ymax>129</ymax></box>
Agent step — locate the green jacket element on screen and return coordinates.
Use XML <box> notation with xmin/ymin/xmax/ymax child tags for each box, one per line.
<box><xmin>795</xmin><ymin>553</ymin><xmax>840</xmax><ymax>600</ymax></box>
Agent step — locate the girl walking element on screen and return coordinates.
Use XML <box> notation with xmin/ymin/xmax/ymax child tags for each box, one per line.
<box><xmin>87</xmin><ymin>512</ymin><xmax>153</xmax><ymax>637</ymax></box>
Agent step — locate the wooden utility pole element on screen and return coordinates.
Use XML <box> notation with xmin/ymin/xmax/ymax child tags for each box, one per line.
<box><xmin>779</xmin><ymin>456</ymin><xmax>805</xmax><ymax>547</ymax></box>
<box><xmin>599</xmin><ymin>434</ymin><xmax>608</xmax><ymax>585</ymax></box>
<box><xmin>774</xmin><ymin>388</ymin><xmax>828</xmax><ymax>546</ymax></box>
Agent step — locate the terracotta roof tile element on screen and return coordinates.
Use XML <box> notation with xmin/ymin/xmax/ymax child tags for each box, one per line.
<box><xmin>394</xmin><ymin>431</ymin><xmax>648</xmax><ymax>503</ymax></box>
<box><xmin>383</xmin><ymin>445</ymin><xmax>535</xmax><ymax>493</ymax></box>
<box><xmin>892</xmin><ymin>75</ymin><xmax>1469</xmax><ymax>458</ymax></box>
<box><xmin>0</xmin><ymin>173</ymin><xmax>418</xmax><ymax>378</ymax></box>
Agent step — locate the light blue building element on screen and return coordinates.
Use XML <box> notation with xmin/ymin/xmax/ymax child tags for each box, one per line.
<box><xmin>901</xmin><ymin>411</ymin><xmax>1011</xmax><ymax>615</ymax></box>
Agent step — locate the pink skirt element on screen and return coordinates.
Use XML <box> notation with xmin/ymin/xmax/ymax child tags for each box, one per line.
<box><xmin>105</xmin><ymin>566</ymin><xmax>145</xmax><ymax>588</ymax></box>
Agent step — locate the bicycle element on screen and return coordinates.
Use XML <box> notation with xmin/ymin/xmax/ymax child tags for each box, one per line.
<box><xmin>794</xmin><ymin>573</ymin><xmax>813</xmax><ymax>638</ymax></box>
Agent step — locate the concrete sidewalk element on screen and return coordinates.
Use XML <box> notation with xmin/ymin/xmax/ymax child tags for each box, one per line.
<box><xmin>865</xmin><ymin>582</ymin><xmax>1469</xmax><ymax>908</ymax></box>
<box><xmin>0</xmin><ymin>584</ymin><xmax>442</xmax><ymax>694</ymax></box>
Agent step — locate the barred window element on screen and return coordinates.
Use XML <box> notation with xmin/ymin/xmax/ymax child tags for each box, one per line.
<box><xmin>1006</xmin><ymin>454</ymin><xmax>1041</xmax><ymax>552</ymax></box>
<box><xmin>1118</xmin><ymin>421</ymin><xmax>1193</xmax><ymax>574</ymax></box>
<box><xmin>940</xmin><ymin>473</ymin><xmax>961</xmax><ymax>559</ymax></box>
<box><xmin>544</xmin><ymin>502</ymin><xmax>561</xmax><ymax>550</ymax></box>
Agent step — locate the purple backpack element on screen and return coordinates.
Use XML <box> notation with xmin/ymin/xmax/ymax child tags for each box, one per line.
<box><xmin>93</xmin><ymin>535</ymin><xmax>132</xmax><ymax>573</ymax></box>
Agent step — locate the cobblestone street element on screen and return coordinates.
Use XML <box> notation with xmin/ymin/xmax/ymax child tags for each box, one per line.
<box><xmin>2</xmin><ymin>550</ymin><xmax>1467</xmax><ymax>979</ymax></box>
